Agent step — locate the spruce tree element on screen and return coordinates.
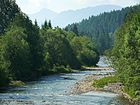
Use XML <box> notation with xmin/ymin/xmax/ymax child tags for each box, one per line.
<box><xmin>48</xmin><ymin>20</ymin><xmax>52</xmax><ymax>29</ymax></box>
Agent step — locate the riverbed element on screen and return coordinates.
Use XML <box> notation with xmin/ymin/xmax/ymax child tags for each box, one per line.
<box><xmin>0</xmin><ymin>57</ymin><xmax>131</xmax><ymax>105</ymax></box>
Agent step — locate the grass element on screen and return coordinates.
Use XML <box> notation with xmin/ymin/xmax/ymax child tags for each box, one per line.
<box><xmin>93</xmin><ymin>76</ymin><xmax>118</xmax><ymax>88</ymax></box>
<box><xmin>9</xmin><ymin>81</ymin><xmax>25</xmax><ymax>87</ymax></box>
<box><xmin>124</xmin><ymin>86</ymin><xmax>140</xmax><ymax>99</ymax></box>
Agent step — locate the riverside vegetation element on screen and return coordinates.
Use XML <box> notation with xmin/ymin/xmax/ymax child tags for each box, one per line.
<box><xmin>66</xmin><ymin>4</ymin><xmax>140</xmax><ymax>102</ymax></box>
<box><xmin>93</xmin><ymin>76</ymin><xmax>118</xmax><ymax>88</ymax></box>
<box><xmin>66</xmin><ymin>4</ymin><xmax>140</xmax><ymax>54</ymax></box>
<box><xmin>0</xmin><ymin>0</ymin><xmax>140</xmax><ymax>104</ymax></box>
<box><xmin>0</xmin><ymin>0</ymin><xmax>99</xmax><ymax>87</ymax></box>
<box><xmin>111</xmin><ymin>12</ymin><xmax>140</xmax><ymax>100</ymax></box>
<box><xmin>92</xmin><ymin>11</ymin><xmax>140</xmax><ymax>104</ymax></box>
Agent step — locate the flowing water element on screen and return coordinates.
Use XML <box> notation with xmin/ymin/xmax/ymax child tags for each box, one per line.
<box><xmin>0</xmin><ymin>57</ymin><xmax>131</xmax><ymax>105</ymax></box>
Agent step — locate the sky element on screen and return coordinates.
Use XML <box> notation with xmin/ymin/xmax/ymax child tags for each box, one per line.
<box><xmin>16</xmin><ymin>0</ymin><xmax>140</xmax><ymax>14</ymax></box>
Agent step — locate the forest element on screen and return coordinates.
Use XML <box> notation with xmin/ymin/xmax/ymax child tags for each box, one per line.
<box><xmin>0</xmin><ymin>0</ymin><xmax>140</xmax><ymax>102</ymax></box>
<box><xmin>0</xmin><ymin>0</ymin><xmax>99</xmax><ymax>87</ymax></box>
<box><xmin>65</xmin><ymin>4</ymin><xmax>140</xmax><ymax>54</ymax></box>
<box><xmin>110</xmin><ymin>12</ymin><xmax>140</xmax><ymax>99</ymax></box>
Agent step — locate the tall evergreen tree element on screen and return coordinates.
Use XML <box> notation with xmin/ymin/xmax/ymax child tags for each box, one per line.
<box><xmin>34</xmin><ymin>19</ymin><xmax>38</xmax><ymax>27</ymax></box>
<box><xmin>0</xmin><ymin>0</ymin><xmax>20</xmax><ymax>34</ymax></box>
<box><xmin>1</xmin><ymin>27</ymin><xmax>32</xmax><ymax>81</ymax></box>
<box><xmin>9</xmin><ymin>13</ymin><xmax>44</xmax><ymax>78</ymax></box>
<box><xmin>111</xmin><ymin>12</ymin><xmax>140</xmax><ymax>98</ymax></box>
<box><xmin>66</xmin><ymin>4</ymin><xmax>140</xmax><ymax>54</ymax></box>
<box><xmin>72</xmin><ymin>24</ymin><xmax>79</xmax><ymax>35</ymax></box>
<box><xmin>48</xmin><ymin>20</ymin><xmax>52</xmax><ymax>29</ymax></box>
<box><xmin>42</xmin><ymin>20</ymin><xmax>49</xmax><ymax>30</ymax></box>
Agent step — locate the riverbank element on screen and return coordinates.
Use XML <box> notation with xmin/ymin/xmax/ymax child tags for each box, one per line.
<box><xmin>69</xmin><ymin>74</ymin><xmax>109</xmax><ymax>94</ymax></box>
<box><xmin>0</xmin><ymin>69</ymin><xmax>130</xmax><ymax>105</ymax></box>
<box><xmin>0</xmin><ymin>68</ymin><xmax>80</xmax><ymax>92</ymax></box>
<box><xmin>70</xmin><ymin>73</ymin><xmax>140</xmax><ymax>105</ymax></box>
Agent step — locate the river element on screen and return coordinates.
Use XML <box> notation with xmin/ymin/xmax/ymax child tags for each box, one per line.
<box><xmin>0</xmin><ymin>57</ymin><xmax>131</xmax><ymax>105</ymax></box>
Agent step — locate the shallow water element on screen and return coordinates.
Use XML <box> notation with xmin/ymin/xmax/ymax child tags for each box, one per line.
<box><xmin>0</xmin><ymin>70</ymin><xmax>131</xmax><ymax>105</ymax></box>
<box><xmin>0</xmin><ymin>57</ymin><xmax>131</xmax><ymax>105</ymax></box>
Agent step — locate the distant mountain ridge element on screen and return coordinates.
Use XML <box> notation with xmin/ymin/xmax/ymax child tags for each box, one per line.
<box><xmin>65</xmin><ymin>4</ymin><xmax>140</xmax><ymax>54</ymax></box>
<box><xmin>28</xmin><ymin>8</ymin><xmax>58</xmax><ymax>26</ymax></box>
<box><xmin>28</xmin><ymin>5</ymin><xmax>122</xmax><ymax>27</ymax></box>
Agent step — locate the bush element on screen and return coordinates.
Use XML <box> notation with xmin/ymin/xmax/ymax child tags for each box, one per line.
<box><xmin>9</xmin><ymin>81</ymin><xmax>25</xmax><ymax>87</ymax></box>
<box><xmin>124</xmin><ymin>76</ymin><xmax>140</xmax><ymax>98</ymax></box>
<box><xmin>93</xmin><ymin>76</ymin><xmax>118</xmax><ymax>88</ymax></box>
<box><xmin>48</xmin><ymin>65</ymin><xmax>73</xmax><ymax>74</ymax></box>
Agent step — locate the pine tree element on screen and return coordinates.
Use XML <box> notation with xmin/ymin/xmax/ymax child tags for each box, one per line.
<box><xmin>112</xmin><ymin>12</ymin><xmax>140</xmax><ymax>98</ymax></box>
<box><xmin>0</xmin><ymin>0</ymin><xmax>20</xmax><ymax>34</ymax></box>
<box><xmin>48</xmin><ymin>20</ymin><xmax>52</xmax><ymax>29</ymax></box>
<box><xmin>42</xmin><ymin>20</ymin><xmax>49</xmax><ymax>30</ymax></box>
<box><xmin>65</xmin><ymin>5</ymin><xmax>140</xmax><ymax>54</ymax></box>
<box><xmin>34</xmin><ymin>19</ymin><xmax>38</xmax><ymax>27</ymax></box>
<box><xmin>72</xmin><ymin>24</ymin><xmax>79</xmax><ymax>35</ymax></box>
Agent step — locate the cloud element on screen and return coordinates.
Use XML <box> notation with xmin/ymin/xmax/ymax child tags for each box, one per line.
<box><xmin>16</xmin><ymin>0</ymin><xmax>140</xmax><ymax>14</ymax></box>
<box><xmin>16</xmin><ymin>0</ymin><xmax>50</xmax><ymax>14</ymax></box>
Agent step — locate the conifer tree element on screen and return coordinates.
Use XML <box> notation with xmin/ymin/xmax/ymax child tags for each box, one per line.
<box><xmin>48</xmin><ymin>20</ymin><xmax>52</xmax><ymax>29</ymax></box>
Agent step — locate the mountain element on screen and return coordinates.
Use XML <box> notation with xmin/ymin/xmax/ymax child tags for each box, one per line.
<box><xmin>65</xmin><ymin>4</ymin><xmax>140</xmax><ymax>54</ymax></box>
<box><xmin>29</xmin><ymin>5</ymin><xmax>122</xmax><ymax>27</ymax></box>
<box><xmin>28</xmin><ymin>8</ymin><xmax>58</xmax><ymax>25</ymax></box>
<box><xmin>52</xmin><ymin>5</ymin><xmax>122</xmax><ymax>27</ymax></box>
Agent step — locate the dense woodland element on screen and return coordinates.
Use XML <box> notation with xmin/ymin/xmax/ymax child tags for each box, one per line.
<box><xmin>65</xmin><ymin>5</ymin><xmax>140</xmax><ymax>54</ymax></box>
<box><xmin>0</xmin><ymin>0</ymin><xmax>99</xmax><ymax>87</ymax></box>
<box><xmin>66</xmin><ymin>4</ymin><xmax>140</xmax><ymax>99</ymax></box>
<box><xmin>110</xmin><ymin>12</ymin><xmax>140</xmax><ymax>99</ymax></box>
<box><xmin>0</xmin><ymin>0</ymin><xmax>140</xmax><ymax>101</ymax></box>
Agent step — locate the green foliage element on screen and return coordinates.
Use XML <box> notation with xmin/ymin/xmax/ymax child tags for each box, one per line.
<box><xmin>41</xmin><ymin>20</ymin><xmax>52</xmax><ymax>30</ymax></box>
<box><xmin>93</xmin><ymin>76</ymin><xmax>118</xmax><ymax>88</ymax></box>
<box><xmin>40</xmin><ymin>23</ymin><xmax>99</xmax><ymax>73</ymax></box>
<box><xmin>48</xmin><ymin>65</ymin><xmax>72</xmax><ymax>74</ymax></box>
<box><xmin>0</xmin><ymin>13</ymin><xmax>44</xmax><ymax>85</ymax></box>
<box><xmin>71</xmin><ymin>36</ymin><xmax>99</xmax><ymax>66</ymax></box>
<box><xmin>111</xmin><ymin>12</ymin><xmax>140</xmax><ymax>99</ymax></box>
<box><xmin>0</xmin><ymin>38</ymin><xmax>10</xmax><ymax>86</ymax></box>
<box><xmin>40</xmin><ymin>28</ymin><xmax>81</xmax><ymax>70</ymax></box>
<box><xmin>1</xmin><ymin>26</ymin><xmax>32</xmax><ymax>81</ymax></box>
<box><xmin>0</xmin><ymin>1</ymin><xmax>99</xmax><ymax>87</ymax></box>
<box><xmin>124</xmin><ymin>76</ymin><xmax>140</xmax><ymax>98</ymax></box>
<box><xmin>9</xmin><ymin>13</ymin><xmax>45</xmax><ymax>78</ymax></box>
<box><xmin>71</xmin><ymin>24</ymin><xmax>79</xmax><ymax>35</ymax></box>
<box><xmin>65</xmin><ymin>5</ymin><xmax>140</xmax><ymax>54</ymax></box>
<box><xmin>9</xmin><ymin>81</ymin><xmax>25</xmax><ymax>87</ymax></box>
<box><xmin>0</xmin><ymin>63</ymin><xmax>9</xmax><ymax>87</ymax></box>
<box><xmin>0</xmin><ymin>0</ymin><xmax>20</xmax><ymax>34</ymax></box>
<box><xmin>48</xmin><ymin>20</ymin><xmax>52</xmax><ymax>29</ymax></box>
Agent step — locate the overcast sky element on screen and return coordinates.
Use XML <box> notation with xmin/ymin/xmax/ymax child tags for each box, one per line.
<box><xmin>16</xmin><ymin>0</ymin><xmax>140</xmax><ymax>14</ymax></box>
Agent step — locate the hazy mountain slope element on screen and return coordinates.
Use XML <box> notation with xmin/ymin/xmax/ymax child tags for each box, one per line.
<box><xmin>28</xmin><ymin>8</ymin><xmax>58</xmax><ymax>25</ymax></box>
<box><xmin>52</xmin><ymin>5</ymin><xmax>122</xmax><ymax>27</ymax></box>
<box><xmin>65</xmin><ymin>4</ymin><xmax>140</xmax><ymax>53</ymax></box>
<box><xmin>29</xmin><ymin>5</ymin><xmax>122</xmax><ymax>27</ymax></box>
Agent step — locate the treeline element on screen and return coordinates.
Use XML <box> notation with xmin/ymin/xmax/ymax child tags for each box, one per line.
<box><xmin>110</xmin><ymin>12</ymin><xmax>140</xmax><ymax>99</ymax></box>
<box><xmin>0</xmin><ymin>0</ymin><xmax>20</xmax><ymax>35</ymax></box>
<box><xmin>0</xmin><ymin>0</ymin><xmax>99</xmax><ymax>87</ymax></box>
<box><xmin>65</xmin><ymin>5</ymin><xmax>140</xmax><ymax>54</ymax></box>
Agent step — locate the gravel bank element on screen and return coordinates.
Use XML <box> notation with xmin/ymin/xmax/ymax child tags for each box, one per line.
<box><xmin>69</xmin><ymin>75</ymin><xmax>106</xmax><ymax>94</ymax></box>
<box><xmin>69</xmin><ymin>74</ymin><xmax>140</xmax><ymax>105</ymax></box>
